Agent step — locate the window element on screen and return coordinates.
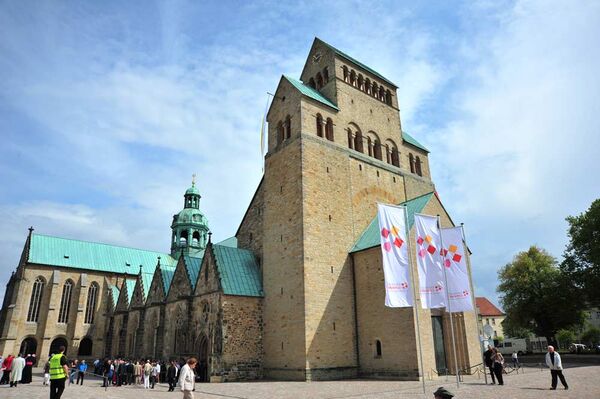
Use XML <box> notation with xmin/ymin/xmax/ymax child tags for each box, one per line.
<box><xmin>325</xmin><ymin>118</ymin><xmax>334</xmax><ymax>141</ymax></box>
<box><xmin>365</xmin><ymin>78</ymin><xmax>371</xmax><ymax>94</ymax></box>
<box><xmin>492</xmin><ymin>319</ymin><xmax>496</xmax><ymax>325</ymax></box>
<box><xmin>323</xmin><ymin>67</ymin><xmax>329</xmax><ymax>83</ymax></box>
<box><xmin>486</xmin><ymin>318</ymin><xmax>490</xmax><ymax>325</ymax></box>
<box><xmin>415</xmin><ymin>156</ymin><xmax>423</xmax><ymax>176</ymax></box>
<box><xmin>27</xmin><ymin>277</ymin><xmax>45</xmax><ymax>322</ymax></box>
<box><xmin>285</xmin><ymin>115</ymin><xmax>291</xmax><ymax>139</ymax></box>
<box><xmin>350</xmin><ymin>70</ymin><xmax>356</xmax><ymax>87</ymax></box>
<box><xmin>343</xmin><ymin>66</ymin><xmax>349</xmax><ymax>82</ymax></box>
<box><xmin>367</xmin><ymin>137</ymin><xmax>373</xmax><ymax>157</ymax></box>
<box><xmin>386</xmin><ymin>89</ymin><xmax>392</xmax><ymax>105</ymax></box>
<box><xmin>379</xmin><ymin>86</ymin><xmax>385</xmax><ymax>101</ymax></box>
<box><xmin>372</xmin><ymin>82</ymin><xmax>378</xmax><ymax>97</ymax></box>
<box><xmin>375</xmin><ymin>340</ymin><xmax>382</xmax><ymax>357</ymax></box>
<box><xmin>409</xmin><ymin>153</ymin><xmax>415</xmax><ymax>173</ymax></box>
<box><xmin>277</xmin><ymin>121</ymin><xmax>284</xmax><ymax>144</ymax></box>
<box><xmin>84</xmin><ymin>282</ymin><xmax>98</xmax><ymax>324</ymax></box>
<box><xmin>308</xmin><ymin>78</ymin><xmax>316</xmax><ymax>89</ymax></box>
<box><xmin>373</xmin><ymin>139</ymin><xmax>382</xmax><ymax>160</ymax></box>
<box><xmin>316</xmin><ymin>114</ymin><xmax>323</xmax><ymax>137</ymax></box>
<box><xmin>354</xmin><ymin>131</ymin><xmax>364</xmax><ymax>153</ymax></box>
<box><xmin>192</xmin><ymin>231</ymin><xmax>200</xmax><ymax>245</ymax></box>
<box><xmin>316</xmin><ymin>72</ymin><xmax>323</xmax><ymax>89</ymax></box>
<box><xmin>347</xmin><ymin>129</ymin><xmax>353</xmax><ymax>149</ymax></box>
<box><xmin>358</xmin><ymin>74</ymin><xmax>364</xmax><ymax>91</ymax></box>
<box><xmin>58</xmin><ymin>279</ymin><xmax>73</xmax><ymax>323</ymax></box>
<box><xmin>391</xmin><ymin>148</ymin><xmax>400</xmax><ymax>167</ymax></box>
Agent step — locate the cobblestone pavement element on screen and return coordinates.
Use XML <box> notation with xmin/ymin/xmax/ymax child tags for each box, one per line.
<box><xmin>1</xmin><ymin>366</ymin><xmax>598</xmax><ymax>399</ymax></box>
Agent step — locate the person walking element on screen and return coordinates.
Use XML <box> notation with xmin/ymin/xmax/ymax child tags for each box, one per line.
<box><xmin>546</xmin><ymin>345</ymin><xmax>568</xmax><ymax>390</ymax></box>
<box><xmin>492</xmin><ymin>347</ymin><xmax>504</xmax><ymax>386</ymax></box>
<box><xmin>43</xmin><ymin>358</ymin><xmax>51</xmax><ymax>386</ymax></box>
<box><xmin>21</xmin><ymin>354</ymin><xmax>34</xmax><ymax>384</ymax></box>
<box><xmin>511</xmin><ymin>351</ymin><xmax>519</xmax><ymax>369</ymax></box>
<box><xmin>167</xmin><ymin>361</ymin><xmax>178</xmax><ymax>392</ymax></box>
<box><xmin>0</xmin><ymin>354</ymin><xmax>14</xmax><ymax>385</ymax></box>
<box><xmin>9</xmin><ymin>353</ymin><xmax>25</xmax><ymax>387</ymax></box>
<box><xmin>483</xmin><ymin>345</ymin><xmax>495</xmax><ymax>384</ymax></box>
<box><xmin>151</xmin><ymin>361</ymin><xmax>160</xmax><ymax>389</ymax></box>
<box><xmin>178</xmin><ymin>357</ymin><xmax>197</xmax><ymax>399</ymax></box>
<box><xmin>76</xmin><ymin>359</ymin><xmax>87</xmax><ymax>385</ymax></box>
<box><xmin>143</xmin><ymin>360</ymin><xmax>152</xmax><ymax>389</ymax></box>
<box><xmin>68</xmin><ymin>359</ymin><xmax>78</xmax><ymax>384</ymax></box>
<box><xmin>49</xmin><ymin>345</ymin><xmax>69</xmax><ymax>399</ymax></box>
<box><xmin>134</xmin><ymin>361</ymin><xmax>142</xmax><ymax>385</ymax></box>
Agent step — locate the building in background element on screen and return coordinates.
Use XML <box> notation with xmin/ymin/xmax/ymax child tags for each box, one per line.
<box><xmin>475</xmin><ymin>297</ymin><xmax>505</xmax><ymax>339</ymax></box>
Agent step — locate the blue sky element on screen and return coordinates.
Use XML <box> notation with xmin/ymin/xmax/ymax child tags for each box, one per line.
<box><xmin>1</xmin><ymin>0</ymin><xmax>599</xmax><ymax>308</ymax></box>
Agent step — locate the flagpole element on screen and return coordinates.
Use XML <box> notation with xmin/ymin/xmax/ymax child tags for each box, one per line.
<box><xmin>438</xmin><ymin>216</ymin><xmax>460</xmax><ymax>389</ymax></box>
<box><xmin>403</xmin><ymin>206</ymin><xmax>426</xmax><ymax>394</ymax></box>
<box><xmin>460</xmin><ymin>222</ymin><xmax>488</xmax><ymax>385</ymax></box>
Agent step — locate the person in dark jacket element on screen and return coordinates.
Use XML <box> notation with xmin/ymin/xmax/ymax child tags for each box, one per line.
<box><xmin>483</xmin><ymin>345</ymin><xmax>496</xmax><ymax>384</ymax></box>
<box><xmin>167</xmin><ymin>361</ymin><xmax>178</xmax><ymax>391</ymax></box>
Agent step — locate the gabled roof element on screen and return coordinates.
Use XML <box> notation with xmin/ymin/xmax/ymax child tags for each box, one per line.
<box><xmin>27</xmin><ymin>233</ymin><xmax>176</xmax><ymax>276</ymax></box>
<box><xmin>212</xmin><ymin>244</ymin><xmax>262</xmax><ymax>297</ymax></box>
<box><xmin>476</xmin><ymin>297</ymin><xmax>505</xmax><ymax>316</ymax></box>
<box><xmin>350</xmin><ymin>192</ymin><xmax>434</xmax><ymax>253</ymax></box>
<box><xmin>283</xmin><ymin>76</ymin><xmax>339</xmax><ymax>111</ymax></box>
<box><xmin>125</xmin><ymin>279</ymin><xmax>137</xmax><ymax>305</ymax></box>
<box><xmin>160</xmin><ymin>265</ymin><xmax>176</xmax><ymax>295</ymax></box>
<box><xmin>183</xmin><ymin>254</ymin><xmax>204</xmax><ymax>290</ymax></box>
<box><xmin>316</xmin><ymin>37</ymin><xmax>397</xmax><ymax>88</ymax></box>
<box><xmin>140</xmin><ymin>272</ymin><xmax>154</xmax><ymax>301</ymax></box>
<box><xmin>109</xmin><ymin>284</ymin><xmax>120</xmax><ymax>306</ymax></box>
<box><xmin>402</xmin><ymin>131</ymin><xmax>429</xmax><ymax>153</ymax></box>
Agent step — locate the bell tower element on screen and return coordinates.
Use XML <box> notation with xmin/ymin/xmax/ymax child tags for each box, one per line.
<box><xmin>170</xmin><ymin>175</ymin><xmax>210</xmax><ymax>258</ymax></box>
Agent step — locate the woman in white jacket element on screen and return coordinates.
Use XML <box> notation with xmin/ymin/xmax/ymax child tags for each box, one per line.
<box><xmin>178</xmin><ymin>357</ymin><xmax>197</xmax><ymax>399</ymax></box>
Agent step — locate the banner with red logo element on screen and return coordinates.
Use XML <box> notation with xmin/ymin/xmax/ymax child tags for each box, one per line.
<box><xmin>414</xmin><ymin>214</ymin><xmax>446</xmax><ymax>309</ymax></box>
<box><xmin>440</xmin><ymin>227</ymin><xmax>474</xmax><ymax>312</ymax></box>
<box><xmin>378</xmin><ymin>204</ymin><xmax>413</xmax><ymax>307</ymax></box>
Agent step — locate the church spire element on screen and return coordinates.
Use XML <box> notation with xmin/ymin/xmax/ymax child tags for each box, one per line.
<box><xmin>170</xmin><ymin>178</ymin><xmax>209</xmax><ymax>258</ymax></box>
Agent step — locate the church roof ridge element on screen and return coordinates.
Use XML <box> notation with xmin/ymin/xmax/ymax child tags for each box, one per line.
<box><xmin>315</xmin><ymin>37</ymin><xmax>397</xmax><ymax>88</ymax></box>
<box><xmin>282</xmin><ymin>75</ymin><xmax>339</xmax><ymax>111</ymax></box>
<box><xmin>402</xmin><ymin>131</ymin><xmax>429</xmax><ymax>153</ymax></box>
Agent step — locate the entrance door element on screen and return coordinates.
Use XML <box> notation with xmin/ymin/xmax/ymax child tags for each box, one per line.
<box><xmin>196</xmin><ymin>335</ymin><xmax>209</xmax><ymax>382</ymax></box>
<box><xmin>431</xmin><ymin>316</ymin><xmax>447</xmax><ymax>373</ymax></box>
<box><xmin>20</xmin><ymin>337</ymin><xmax>38</xmax><ymax>356</ymax></box>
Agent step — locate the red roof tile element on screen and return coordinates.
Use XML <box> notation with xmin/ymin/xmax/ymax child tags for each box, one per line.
<box><xmin>476</xmin><ymin>297</ymin><xmax>504</xmax><ymax>316</ymax></box>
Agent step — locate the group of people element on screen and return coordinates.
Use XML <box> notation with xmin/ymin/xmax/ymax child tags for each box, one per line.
<box><xmin>0</xmin><ymin>353</ymin><xmax>36</xmax><ymax>387</ymax></box>
<box><xmin>483</xmin><ymin>344</ymin><xmax>569</xmax><ymax>390</ymax></box>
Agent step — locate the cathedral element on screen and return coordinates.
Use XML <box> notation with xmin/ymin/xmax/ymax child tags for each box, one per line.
<box><xmin>0</xmin><ymin>38</ymin><xmax>480</xmax><ymax>382</ymax></box>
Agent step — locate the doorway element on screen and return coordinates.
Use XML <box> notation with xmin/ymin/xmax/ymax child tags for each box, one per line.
<box><xmin>431</xmin><ymin>316</ymin><xmax>447</xmax><ymax>373</ymax></box>
<box><xmin>49</xmin><ymin>337</ymin><xmax>68</xmax><ymax>356</ymax></box>
<box><xmin>196</xmin><ymin>335</ymin><xmax>209</xmax><ymax>382</ymax></box>
<box><xmin>20</xmin><ymin>337</ymin><xmax>38</xmax><ymax>356</ymax></box>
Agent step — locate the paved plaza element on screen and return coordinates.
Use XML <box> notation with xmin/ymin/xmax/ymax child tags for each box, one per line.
<box><xmin>1</xmin><ymin>365</ymin><xmax>599</xmax><ymax>399</ymax></box>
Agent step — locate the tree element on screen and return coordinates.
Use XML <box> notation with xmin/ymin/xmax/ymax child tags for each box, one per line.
<box><xmin>561</xmin><ymin>199</ymin><xmax>600</xmax><ymax>306</ymax></box>
<box><xmin>556</xmin><ymin>329</ymin><xmax>576</xmax><ymax>349</ymax></box>
<box><xmin>581</xmin><ymin>327</ymin><xmax>600</xmax><ymax>346</ymax></box>
<box><xmin>498</xmin><ymin>246</ymin><xmax>585</xmax><ymax>344</ymax></box>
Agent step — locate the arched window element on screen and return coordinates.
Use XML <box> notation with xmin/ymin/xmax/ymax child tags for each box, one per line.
<box><xmin>409</xmin><ymin>153</ymin><xmax>415</xmax><ymax>173</ymax></box>
<box><xmin>358</xmin><ymin>74</ymin><xmax>364</xmax><ymax>91</ymax></box>
<box><xmin>367</xmin><ymin>137</ymin><xmax>373</xmax><ymax>157</ymax></box>
<box><xmin>376</xmin><ymin>340</ymin><xmax>382</xmax><ymax>357</ymax></box>
<box><xmin>277</xmin><ymin>121</ymin><xmax>284</xmax><ymax>145</ymax></box>
<box><xmin>58</xmin><ymin>279</ymin><xmax>73</xmax><ymax>323</ymax></box>
<box><xmin>27</xmin><ymin>277</ymin><xmax>45</xmax><ymax>322</ymax></box>
<box><xmin>347</xmin><ymin>129</ymin><xmax>354</xmax><ymax>150</ymax></box>
<box><xmin>316</xmin><ymin>72</ymin><xmax>323</xmax><ymax>89</ymax></box>
<box><xmin>285</xmin><ymin>115</ymin><xmax>291</xmax><ymax>139</ymax></box>
<box><xmin>350</xmin><ymin>70</ymin><xmax>357</xmax><ymax>87</ymax></box>
<box><xmin>365</xmin><ymin>78</ymin><xmax>371</xmax><ymax>94</ymax></box>
<box><xmin>415</xmin><ymin>156</ymin><xmax>423</xmax><ymax>176</ymax></box>
<box><xmin>192</xmin><ymin>231</ymin><xmax>200</xmax><ymax>245</ymax></box>
<box><xmin>343</xmin><ymin>66</ymin><xmax>349</xmax><ymax>82</ymax></box>
<box><xmin>372</xmin><ymin>82</ymin><xmax>378</xmax><ymax>97</ymax></box>
<box><xmin>308</xmin><ymin>78</ymin><xmax>316</xmax><ymax>88</ymax></box>
<box><xmin>386</xmin><ymin>89</ymin><xmax>392</xmax><ymax>105</ymax></box>
<box><xmin>379</xmin><ymin>86</ymin><xmax>385</xmax><ymax>101</ymax></box>
<box><xmin>78</xmin><ymin>337</ymin><xmax>93</xmax><ymax>356</ymax></box>
<box><xmin>325</xmin><ymin>118</ymin><xmax>334</xmax><ymax>141</ymax></box>
<box><xmin>84</xmin><ymin>282</ymin><xmax>98</xmax><ymax>324</ymax></box>
<box><xmin>373</xmin><ymin>139</ymin><xmax>382</xmax><ymax>160</ymax></box>
<box><xmin>179</xmin><ymin>230</ymin><xmax>188</xmax><ymax>246</ymax></box>
<box><xmin>385</xmin><ymin>140</ymin><xmax>399</xmax><ymax>167</ymax></box>
<box><xmin>391</xmin><ymin>148</ymin><xmax>400</xmax><ymax>167</ymax></box>
<box><xmin>323</xmin><ymin>67</ymin><xmax>329</xmax><ymax>83</ymax></box>
<box><xmin>316</xmin><ymin>114</ymin><xmax>323</xmax><ymax>137</ymax></box>
<box><xmin>354</xmin><ymin>131</ymin><xmax>364</xmax><ymax>153</ymax></box>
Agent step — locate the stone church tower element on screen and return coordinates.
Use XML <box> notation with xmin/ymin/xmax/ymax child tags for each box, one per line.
<box><xmin>236</xmin><ymin>37</ymin><xmax>480</xmax><ymax>380</ymax></box>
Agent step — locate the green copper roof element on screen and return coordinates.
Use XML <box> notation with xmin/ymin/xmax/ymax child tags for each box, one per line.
<box><xmin>140</xmin><ymin>272</ymin><xmax>154</xmax><ymax>300</ymax></box>
<box><xmin>125</xmin><ymin>279</ymin><xmax>137</xmax><ymax>305</ymax></box>
<box><xmin>350</xmin><ymin>192</ymin><xmax>434</xmax><ymax>253</ymax></box>
<box><xmin>27</xmin><ymin>233</ymin><xmax>176</xmax><ymax>276</ymax></box>
<box><xmin>318</xmin><ymin>38</ymin><xmax>397</xmax><ymax>88</ymax></box>
<box><xmin>109</xmin><ymin>284</ymin><xmax>120</xmax><ymax>305</ymax></box>
<box><xmin>283</xmin><ymin>76</ymin><xmax>339</xmax><ymax>111</ymax></box>
<box><xmin>213</xmin><ymin>244</ymin><xmax>262</xmax><ymax>297</ymax></box>
<box><xmin>183</xmin><ymin>254</ymin><xmax>204</xmax><ymax>290</ymax></box>
<box><xmin>217</xmin><ymin>236</ymin><xmax>238</xmax><ymax>248</ymax></box>
<box><xmin>185</xmin><ymin>184</ymin><xmax>200</xmax><ymax>196</ymax></box>
<box><xmin>160</xmin><ymin>265</ymin><xmax>176</xmax><ymax>295</ymax></box>
<box><xmin>402</xmin><ymin>131</ymin><xmax>429</xmax><ymax>153</ymax></box>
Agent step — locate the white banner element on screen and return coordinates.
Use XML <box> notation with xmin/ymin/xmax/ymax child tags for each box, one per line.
<box><xmin>414</xmin><ymin>214</ymin><xmax>446</xmax><ymax>309</ymax></box>
<box><xmin>441</xmin><ymin>227</ymin><xmax>474</xmax><ymax>312</ymax></box>
<box><xmin>377</xmin><ymin>204</ymin><xmax>413</xmax><ymax>307</ymax></box>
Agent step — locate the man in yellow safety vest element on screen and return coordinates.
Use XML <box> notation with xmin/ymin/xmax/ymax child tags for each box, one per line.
<box><xmin>49</xmin><ymin>345</ymin><xmax>69</xmax><ymax>399</ymax></box>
